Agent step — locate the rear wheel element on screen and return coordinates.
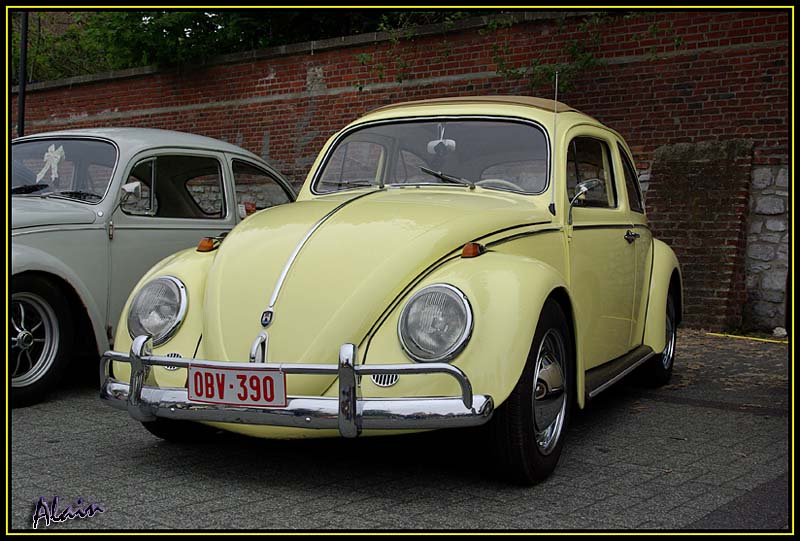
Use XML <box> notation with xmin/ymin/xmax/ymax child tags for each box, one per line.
<box><xmin>10</xmin><ymin>275</ymin><xmax>74</xmax><ymax>407</ymax></box>
<box><xmin>490</xmin><ymin>299</ymin><xmax>572</xmax><ymax>485</ymax></box>
<box><xmin>642</xmin><ymin>292</ymin><xmax>677</xmax><ymax>387</ymax></box>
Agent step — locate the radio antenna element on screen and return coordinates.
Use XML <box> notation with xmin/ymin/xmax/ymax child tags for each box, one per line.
<box><xmin>548</xmin><ymin>71</ymin><xmax>559</xmax><ymax>216</ymax></box>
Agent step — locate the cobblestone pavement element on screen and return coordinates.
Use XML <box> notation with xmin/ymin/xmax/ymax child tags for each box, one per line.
<box><xmin>9</xmin><ymin>330</ymin><xmax>791</xmax><ymax>532</ymax></box>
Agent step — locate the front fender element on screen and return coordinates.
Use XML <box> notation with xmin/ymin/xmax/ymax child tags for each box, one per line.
<box><xmin>111</xmin><ymin>247</ymin><xmax>216</xmax><ymax>387</ymax></box>
<box><xmin>12</xmin><ymin>242</ymin><xmax>108</xmax><ymax>354</ymax></box>
<box><xmin>359</xmin><ymin>252</ymin><xmax>570</xmax><ymax>409</ymax></box>
<box><xmin>643</xmin><ymin>239</ymin><xmax>683</xmax><ymax>352</ymax></box>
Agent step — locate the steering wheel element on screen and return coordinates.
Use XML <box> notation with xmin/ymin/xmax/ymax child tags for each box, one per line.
<box><xmin>475</xmin><ymin>178</ymin><xmax>522</xmax><ymax>191</ymax></box>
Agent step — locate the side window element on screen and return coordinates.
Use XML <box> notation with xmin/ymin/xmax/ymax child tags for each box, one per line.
<box><xmin>566</xmin><ymin>137</ymin><xmax>617</xmax><ymax>208</ymax></box>
<box><xmin>232</xmin><ymin>160</ymin><xmax>293</xmax><ymax>218</ymax></box>
<box><xmin>319</xmin><ymin>141</ymin><xmax>384</xmax><ymax>189</ymax></box>
<box><xmin>121</xmin><ymin>155</ymin><xmax>224</xmax><ymax>219</ymax></box>
<box><xmin>392</xmin><ymin>150</ymin><xmax>430</xmax><ymax>184</ymax></box>
<box><xmin>618</xmin><ymin>144</ymin><xmax>644</xmax><ymax>213</ymax></box>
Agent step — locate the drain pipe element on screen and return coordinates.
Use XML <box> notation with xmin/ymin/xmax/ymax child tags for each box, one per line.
<box><xmin>17</xmin><ymin>11</ymin><xmax>28</xmax><ymax>137</ymax></box>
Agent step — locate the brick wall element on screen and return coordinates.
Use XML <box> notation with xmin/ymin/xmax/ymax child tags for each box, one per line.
<box><xmin>11</xmin><ymin>10</ymin><xmax>791</xmax><ymax>331</ymax></box>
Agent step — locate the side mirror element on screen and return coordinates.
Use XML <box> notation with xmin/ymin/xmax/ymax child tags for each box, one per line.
<box><xmin>568</xmin><ymin>178</ymin><xmax>603</xmax><ymax>225</ymax></box>
<box><xmin>120</xmin><ymin>181</ymin><xmax>142</xmax><ymax>203</ymax></box>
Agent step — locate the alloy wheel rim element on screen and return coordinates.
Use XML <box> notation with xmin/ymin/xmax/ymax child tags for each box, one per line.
<box><xmin>10</xmin><ymin>292</ymin><xmax>59</xmax><ymax>387</ymax></box>
<box><xmin>532</xmin><ymin>328</ymin><xmax>567</xmax><ymax>455</ymax></box>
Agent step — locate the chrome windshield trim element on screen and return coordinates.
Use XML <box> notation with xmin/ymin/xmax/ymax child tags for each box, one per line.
<box><xmin>309</xmin><ymin>115</ymin><xmax>552</xmax><ymax>197</ymax></box>
<box><xmin>261</xmin><ymin>188</ymin><xmax>382</xmax><ymax>327</ymax></box>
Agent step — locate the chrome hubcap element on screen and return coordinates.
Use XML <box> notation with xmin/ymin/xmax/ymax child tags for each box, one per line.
<box><xmin>532</xmin><ymin>328</ymin><xmax>567</xmax><ymax>455</ymax></box>
<box><xmin>10</xmin><ymin>293</ymin><xmax>59</xmax><ymax>387</ymax></box>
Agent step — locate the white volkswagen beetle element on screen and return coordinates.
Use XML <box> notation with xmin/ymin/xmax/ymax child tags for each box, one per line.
<box><xmin>11</xmin><ymin>128</ymin><xmax>295</xmax><ymax>405</ymax></box>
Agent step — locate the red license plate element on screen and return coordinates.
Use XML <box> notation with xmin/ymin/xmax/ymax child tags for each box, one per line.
<box><xmin>187</xmin><ymin>364</ymin><xmax>287</xmax><ymax>408</ymax></box>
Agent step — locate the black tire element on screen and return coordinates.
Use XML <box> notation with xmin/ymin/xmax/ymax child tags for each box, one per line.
<box><xmin>642</xmin><ymin>292</ymin><xmax>678</xmax><ymax>387</ymax></box>
<box><xmin>490</xmin><ymin>299</ymin><xmax>573</xmax><ymax>485</ymax></box>
<box><xmin>10</xmin><ymin>275</ymin><xmax>74</xmax><ymax>407</ymax></box>
<box><xmin>140</xmin><ymin>418</ymin><xmax>223</xmax><ymax>443</ymax></box>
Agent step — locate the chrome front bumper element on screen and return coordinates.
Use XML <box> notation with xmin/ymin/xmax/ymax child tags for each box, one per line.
<box><xmin>100</xmin><ymin>336</ymin><xmax>494</xmax><ymax>438</ymax></box>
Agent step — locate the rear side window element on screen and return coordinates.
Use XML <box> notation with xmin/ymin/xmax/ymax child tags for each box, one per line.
<box><xmin>232</xmin><ymin>160</ymin><xmax>293</xmax><ymax>218</ymax></box>
<box><xmin>618</xmin><ymin>144</ymin><xmax>644</xmax><ymax>213</ymax></box>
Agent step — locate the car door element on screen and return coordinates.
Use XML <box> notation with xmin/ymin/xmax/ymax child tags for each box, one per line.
<box><xmin>107</xmin><ymin>149</ymin><xmax>236</xmax><ymax>332</ymax></box>
<box><xmin>565</xmin><ymin>129</ymin><xmax>636</xmax><ymax>370</ymax></box>
<box><xmin>616</xmin><ymin>141</ymin><xmax>653</xmax><ymax>350</ymax></box>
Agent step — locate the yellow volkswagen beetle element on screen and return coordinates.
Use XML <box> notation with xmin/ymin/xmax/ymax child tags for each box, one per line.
<box><xmin>101</xmin><ymin>96</ymin><xmax>682</xmax><ymax>485</ymax></box>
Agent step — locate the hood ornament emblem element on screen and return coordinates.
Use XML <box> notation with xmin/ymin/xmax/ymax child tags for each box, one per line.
<box><xmin>261</xmin><ymin>310</ymin><xmax>274</xmax><ymax>327</ymax></box>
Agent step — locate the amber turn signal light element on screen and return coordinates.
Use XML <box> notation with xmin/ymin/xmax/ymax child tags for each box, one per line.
<box><xmin>461</xmin><ymin>242</ymin><xmax>486</xmax><ymax>258</ymax></box>
<box><xmin>196</xmin><ymin>237</ymin><xmax>220</xmax><ymax>252</ymax></box>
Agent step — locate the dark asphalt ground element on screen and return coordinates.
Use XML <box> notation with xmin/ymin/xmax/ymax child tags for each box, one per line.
<box><xmin>8</xmin><ymin>329</ymin><xmax>792</xmax><ymax>532</ymax></box>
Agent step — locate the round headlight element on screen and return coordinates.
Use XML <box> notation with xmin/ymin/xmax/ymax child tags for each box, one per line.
<box><xmin>127</xmin><ymin>276</ymin><xmax>187</xmax><ymax>346</ymax></box>
<box><xmin>398</xmin><ymin>284</ymin><xmax>472</xmax><ymax>362</ymax></box>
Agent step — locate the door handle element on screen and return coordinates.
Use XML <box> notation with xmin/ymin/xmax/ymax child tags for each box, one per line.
<box><xmin>624</xmin><ymin>229</ymin><xmax>640</xmax><ymax>243</ymax></box>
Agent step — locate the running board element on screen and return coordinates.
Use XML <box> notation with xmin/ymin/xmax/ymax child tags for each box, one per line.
<box><xmin>585</xmin><ymin>345</ymin><xmax>655</xmax><ymax>400</ymax></box>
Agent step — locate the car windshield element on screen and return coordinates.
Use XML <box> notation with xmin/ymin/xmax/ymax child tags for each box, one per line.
<box><xmin>313</xmin><ymin>118</ymin><xmax>549</xmax><ymax>194</ymax></box>
<box><xmin>11</xmin><ymin>138</ymin><xmax>118</xmax><ymax>203</ymax></box>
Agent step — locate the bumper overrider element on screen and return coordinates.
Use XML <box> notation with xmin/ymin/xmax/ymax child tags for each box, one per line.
<box><xmin>100</xmin><ymin>335</ymin><xmax>494</xmax><ymax>437</ymax></box>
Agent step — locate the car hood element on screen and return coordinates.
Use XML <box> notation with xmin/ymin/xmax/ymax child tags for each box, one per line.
<box><xmin>11</xmin><ymin>196</ymin><xmax>99</xmax><ymax>229</ymax></box>
<box><xmin>203</xmin><ymin>188</ymin><xmax>551</xmax><ymax>394</ymax></box>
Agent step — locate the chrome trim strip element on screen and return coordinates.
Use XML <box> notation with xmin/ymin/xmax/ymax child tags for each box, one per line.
<box><xmin>587</xmin><ymin>351</ymin><xmax>656</xmax><ymax>399</ymax></box>
<box><xmin>100</xmin><ymin>336</ymin><xmax>492</xmax><ymax>435</ymax></box>
<box><xmin>262</xmin><ymin>189</ymin><xmax>381</xmax><ymax>326</ymax></box>
<box><xmin>11</xmin><ymin>225</ymin><xmax>107</xmax><ymax>236</ymax></box>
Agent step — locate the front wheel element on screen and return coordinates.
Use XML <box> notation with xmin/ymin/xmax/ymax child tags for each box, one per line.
<box><xmin>10</xmin><ymin>275</ymin><xmax>74</xmax><ymax>407</ymax></box>
<box><xmin>490</xmin><ymin>299</ymin><xmax>573</xmax><ymax>485</ymax></box>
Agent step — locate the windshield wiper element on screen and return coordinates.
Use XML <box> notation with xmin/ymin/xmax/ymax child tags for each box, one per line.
<box><xmin>11</xmin><ymin>183</ymin><xmax>49</xmax><ymax>195</ymax></box>
<box><xmin>419</xmin><ymin>166</ymin><xmax>475</xmax><ymax>190</ymax></box>
<box><xmin>51</xmin><ymin>190</ymin><xmax>102</xmax><ymax>202</ymax></box>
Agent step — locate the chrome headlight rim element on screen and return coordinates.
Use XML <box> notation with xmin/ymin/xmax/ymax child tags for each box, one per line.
<box><xmin>397</xmin><ymin>283</ymin><xmax>473</xmax><ymax>363</ymax></box>
<box><xmin>127</xmin><ymin>275</ymin><xmax>188</xmax><ymax>347</ymax></box>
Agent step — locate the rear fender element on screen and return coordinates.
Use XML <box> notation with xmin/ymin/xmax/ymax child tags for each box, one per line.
<box><xmin>643</xmin><ymin>239</ymin><xmax>683</xmax><ymax>352</ymax></box>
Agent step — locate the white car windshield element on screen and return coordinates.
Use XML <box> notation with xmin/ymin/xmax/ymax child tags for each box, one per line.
<box><xmin>11</xmin><ymin>138</ymin><xmax>118</xmax><ymax>203</ymax></box>
<box><xmin>313</xmin><ymin>119</ymin><xmax>549</xmax><ymax>194</ymax></box>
